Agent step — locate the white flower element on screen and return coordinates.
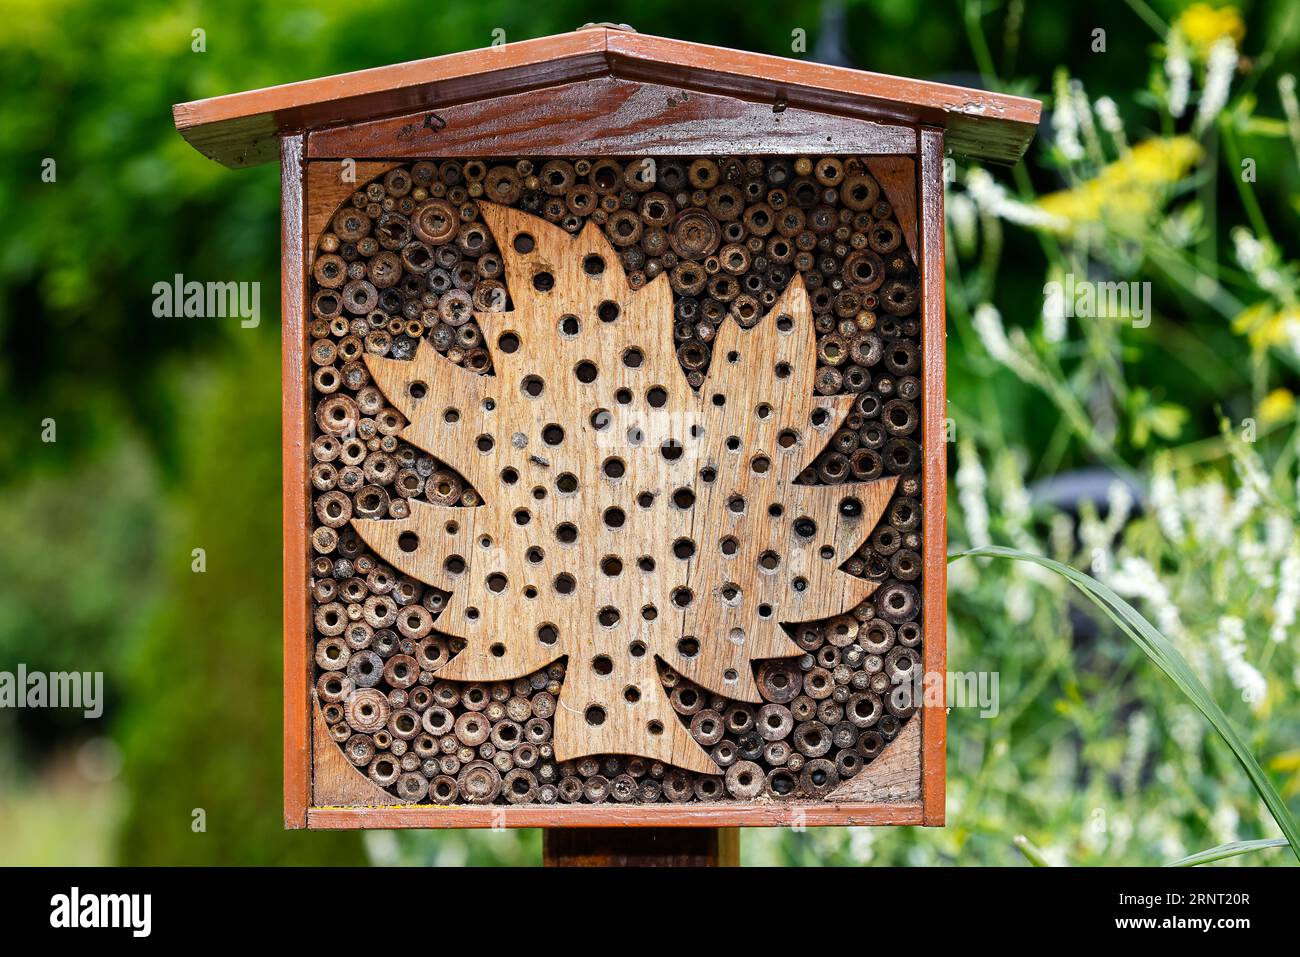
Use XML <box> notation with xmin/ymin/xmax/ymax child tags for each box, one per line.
<box><xmin>1165</xmin><ymin>34</ymin><xmax>1192</xmax><ymax>118</ymax></box>
<box><xmin>1280</xmin><ymin>74</ymin><xmax>1300</xmax><ymax>160</ymax></box>
<box><xmin>1122</xmin><ymin>712</ymin><xmax>1150</xmax><ymax>796</ymax></box>
<box><xmin>1072</xmin><ymin>80</ymin><xmax>1104</xmax><ymax>163</ymax></box>
<box><xmin>1213</xmin><ymin>615</ymin><xmax>1267</xmax><ymax>709</ymax></box>
<box><xmin>1265</xmin><ymin>515</ymin><xmax>1293</xmax><ymax>559</ymax></box>
<box><xmin>1053</xmin><ymin>70</ymin><xmax>1084</xmax><ymax>161</ymax></box>
<box><xmin>994</xmin><ymin>452</ymin><xmax>1034</xmax><ymax>547</ymax></box>
<box><xmin>1150</xmin><ymin>457</ymin><xmax>1185</xmax><ymax>541</ymax></box>
<box><xmin>1231</xmin><ymin>227</ymin><xmax>1289</xmax><ymax>301</ymax></box>
<box><xmin>1224</xmin><ymin>484</ymin><xmax>1260</xmax><ymax>540</ymax></box>
<box><xmin>1108</xmin><ymin>556</ymin><xmax>1186</xmax><ymax>641</ymax></box>
<box><xmin>1094</xmin><ymin>96</ymin><xmax>1129</xmax><ymax>152</ymax></box>
<box><xmin>847</xmin><ymin>826</ymin><xmax>875</xmax><ymax>863</ymax></box>
<box><xmin>973</xmin><ymin>302</ymin><xmax>1012</xmax><ymax>365</ymax></box>
<box><xmin>1195</xmin><ymin>38</ymin><xmax>1237</xmax><ymax>134</ymax></box>
<box><xmin>1272</xmin><ymin>546</ymin><xmax>1300</xmax><ymax>644</ymax></box>
<box><xmin>1184</xmin><ymin>478</ymin><xmax>1229</xmax><ymax>545</ymax></box>
<box><xmin>1042</xmin><ymin>283</ymin><xmax>1067</xmax><ymax>343</ymax></box>
<box><xmin>1169</xmin><ymin>705</ymin><xmax>1202</xmax><ymax>754</ymax></box>
<box><xmin>1105</xmin><ymin>481</ymin><xmax>1134</xmax><ymax>538</ymax></box>
<box><xmin>965</xmin><ymin>167</ymin><xmax>1067</xmax><ymax>230</ymax></box>
<box><xmin>947</xmin><ymin>191</ymin><xmax>979</xmax><ymax>256</ymax></box>
<box><xmin>1210</xmin><ymin>801</ymin><xmax>1240</xmax><ymax>844</ymax></box>
<box><xmin>1049</xmin><ymin>513</ymin><xmax>1075</xmax><ymax>561</ymax></box>
<box><xmin>1006</xmin><ymin>580</ymin><xmax>1034</xmax><ymax>625</ymax></box>
<box><xmin>957</xmin><ymin>439</ymin><xmax>991</xmax><ymax>549</ymax></box>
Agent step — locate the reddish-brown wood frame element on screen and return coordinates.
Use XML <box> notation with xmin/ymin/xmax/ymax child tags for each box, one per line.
<box><xmin>282</xmin><ymin>115</ymin><xmax>949</xmax><ymax>832</ymax></box>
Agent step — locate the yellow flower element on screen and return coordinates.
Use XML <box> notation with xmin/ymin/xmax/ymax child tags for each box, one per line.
<box><xmin>1036</xmin><ymin>137</ymin><xmax>1202</xmax><ymax>230</ymax></box>
<box><xmin>1233</xmin><ymin>302</ymin><xmax>1298</xmax><ymax>350</ymax></box>
<box><xmin>1175</xmin><ymin>4</ymin><xmax>1246</xmax><ymax>58</ymax></box>
<box><xmin>1258</xmin><ymin>388</ymin><xmax>1296</xmax><ymax>426</ymax></box>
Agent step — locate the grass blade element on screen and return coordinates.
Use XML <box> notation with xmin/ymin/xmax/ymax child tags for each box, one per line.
<box><xmin>952</xmin><ymin>544</ymin><xmax>1300</xmax><ymax>861</ymax></box>
<box><xmin>1165</xmin><ymin>838</ymin><xmax>1289</xmax><ymax>867</ymax></box>
<box><xmin>1013</xmin><ymin>834</ymin><xmax>1054</xmax><ymax>866</ymax></box>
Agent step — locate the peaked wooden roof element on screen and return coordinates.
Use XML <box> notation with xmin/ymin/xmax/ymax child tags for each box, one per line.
<box><xmin>173</xmin><ymin>26</ymin><xmax>1040</xmax><ymax>169</ymax></box>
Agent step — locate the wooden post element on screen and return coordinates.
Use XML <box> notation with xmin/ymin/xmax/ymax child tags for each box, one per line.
<box><xmin>543</xmin><ymin>828</ymin><xmax>739</xmax><ymax>866</ymax></box>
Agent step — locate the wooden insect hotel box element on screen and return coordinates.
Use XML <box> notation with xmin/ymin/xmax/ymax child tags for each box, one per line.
<box><xmin>173</xmin><ymin>25</ymin><xmax>1040</xmax><ymax>831</ymax></box>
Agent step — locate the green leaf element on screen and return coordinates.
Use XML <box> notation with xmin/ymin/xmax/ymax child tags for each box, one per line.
<box><xmin>951</xmin><ymin>545</ymin><xmax>1300</xmax><ymax>862</ymax></box>
<box><xmin>1013</xmin><ymin>834</ymin><xmax>1054</xmax><ymax>866</ymax></box>
<box><xmin>1165</xmin><ymin>838</ymin><xmax>1289</xmax><ymax>867</ymax></box>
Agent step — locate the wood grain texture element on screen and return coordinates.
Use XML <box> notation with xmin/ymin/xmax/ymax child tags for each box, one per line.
<box><xmin>918</xmin><ymin>128</ymin><xmax>948</xmax><ymax>827</ymax></box>
<box><xmin>311</xmin><ymin>698</ymin><xmax>402</xmax><ymax>806</ymax></box>
<box><xmin>174</xmin><ymin>28</ymin><xmax>1040</xmax><ymax>169</ymax></box>
<box><xmin>305</xmin><ymin>160</ymin><xmax>402</xmax><ymax>264</ymax></box>
<box><xmin>308</xmin><ymin>802</ymin><xmax>924</xmax><ymax>829</ymax></box>
<box><xmin>307</xmin><ymin>77</ymin><xmax>916</xmax><ymax>159</ymax></box>
<box><xmin>864</xmin><ymin>156</ymin><xmax>918</xmax><ymax>266</ymax></box>
<box><xmin>175</xmin><ymin>32</ymin><xmax>609</xmax><ymax>168</ymax></box>
<box><xmin>349</xmin><ymin>201</ymin><xmax>898</xmax><ymax>774</ymax></box>
<box><xmin>826</xmin><ymin>714</ymin><xmax>920</xmax><ymax>803</ymax></box>
<box><xmin>544</xmin><ymin>827</ymin><xmax>739</xmax><ymax>865</ymax></box>
<box><xmin>281</xmin><ymin>133</ymin><xmax>311</xmax><ymax>829</ymax></box>
<box><xmin>605</xmin><ymin>31</ymin><xmax>1040</xmax><ymax>166</ymax></box>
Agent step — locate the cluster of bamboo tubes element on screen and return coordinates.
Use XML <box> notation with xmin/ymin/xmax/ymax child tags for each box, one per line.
<box><xmin>309</xmin><ymin>154</ymin><xmax>923</xmax><ymax>803</ymax></box>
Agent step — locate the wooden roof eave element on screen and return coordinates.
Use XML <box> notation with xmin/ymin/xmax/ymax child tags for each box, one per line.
<box><xmin>173</xmin><ymin>27</ymin><xmax>1040</xmax><ymax>169</ymax></box>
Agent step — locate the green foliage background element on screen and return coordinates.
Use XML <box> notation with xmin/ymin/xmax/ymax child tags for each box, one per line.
<box><xmin>0</xmin><ymin>0</ymin><xmax>1296</xmax><ymax>866</ymax></box>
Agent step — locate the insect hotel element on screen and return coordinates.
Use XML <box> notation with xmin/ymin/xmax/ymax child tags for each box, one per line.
<box><xmin>173</xmin><ymin>25</ymin><xmax>1040</xmax><ymax>835</ymax></box>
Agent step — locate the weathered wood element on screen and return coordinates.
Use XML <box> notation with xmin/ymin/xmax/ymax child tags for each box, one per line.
<box><xmin>918</xmin><ymin>128</ymin><xmax>948</xmax><ymax>826</ymax></box>
<box><xmin>864</xmin><ymin>156</ymin><xmax>918</xmax><ymax>266</ymax></box>
<box><xmin>306</xmin><ymin>161</ymin><xmax>402</xmax><ymax>264</ymax></box>
<box><xmin>175</xmin><ymin>32</ymin><xmax>609</xmax><ymax>168</ymax></box>
<box><xmin>544</xmin><ymin>827</ymin><xmax>739</xmax><ymax>866</ymax></box>
<box><xmin>311</xmin><ymin>698</ymin><xmax>402</xmax><ymax>806</ymax></box>
<box><xmin>350</xmin><ymin>202</ymin><xmax>899</xmax><ymax>774</ymax></box>
<box><xmin>604</xmin><ymin>31</ymin><xmax>1040</xmax><ymax>166</ymax></box>
<box><xmin>308</xmin><ymin>77</ymin><xmax>916</xmax><ymax>159</ymax></box>
<box><xmin>827</xmin><ymin>713</ymin><xmax>920</xmax><ymax>803</ymax></box>
<box><xmin>173</xmin><ymin>27</ymin><xmax>1041</xmax><ymax>169</ymax></box>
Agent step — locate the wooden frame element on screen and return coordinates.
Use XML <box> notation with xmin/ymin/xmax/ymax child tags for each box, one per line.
<box><xmin>174</xmin><ymin>26</ymin><xmax>1037</xmax><ymax>832</ymax></box>
<box><xmin>284</xmin><ymin>142</ymin><xmax>946</xmax><ymax>831</ymax></box>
